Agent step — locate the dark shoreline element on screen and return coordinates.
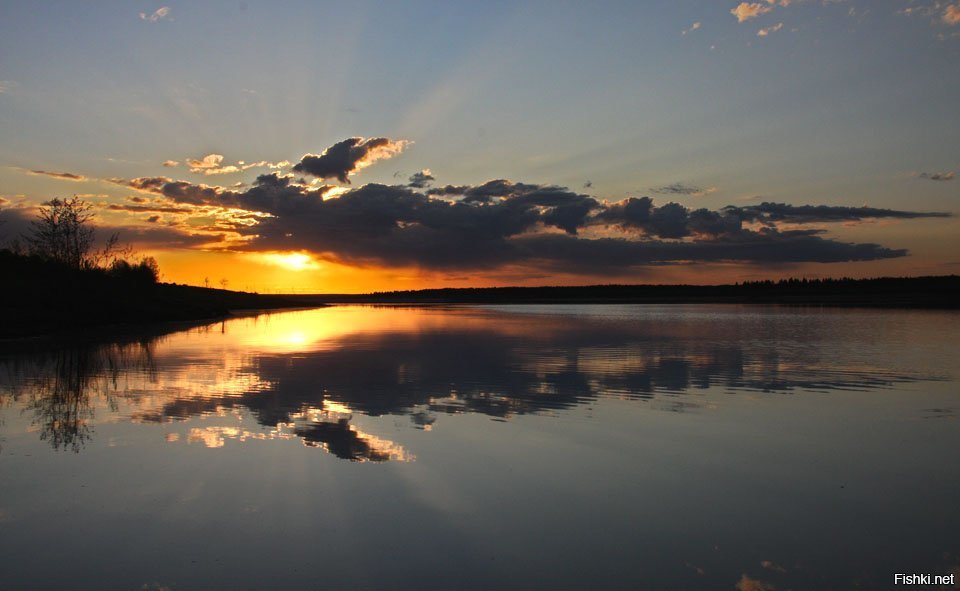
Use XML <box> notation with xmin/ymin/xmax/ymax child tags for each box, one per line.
<box><xmin>0</xmin><ymin>282</ymin><xmax>313</xmax><ymax>341</ymax></box>
<box><xmin>297</xmin><ymin>275</ymin><xmax>960</xmax><ymax>309</ymax></box>
<box><xmin>2</xmin><ymin>275</ymin><xmax>956</xmax><ymax>341</ymax></box>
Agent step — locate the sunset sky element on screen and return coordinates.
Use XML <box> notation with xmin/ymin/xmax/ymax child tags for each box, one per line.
<box><xmin>1</xmin><ymin>0</ymin><xmax>958</xmax><ymax>293</ymax></box>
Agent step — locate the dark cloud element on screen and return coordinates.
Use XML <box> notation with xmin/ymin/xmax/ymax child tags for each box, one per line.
<box><xmin>114</xmin><ymin>174</ymin><xmax>333</xmax><ymax>214</ymax></box>
<box><xmin>597</xmin><ymin>196</ymin><xmax>653</xmax><ymax>227</ymax></box>
<box><xmin>725</xmin><ymin>202</ymin><xmax>951</xmax><ymax>223</ymax></box>
<box><xmin>103</xmin><ymin>225</ymin><xmax>224</xmax><ymax>248</ymax></box>
<box><xmin>0</xmin><ymin>205</ymin><xmax>35</xmax><ymax>241</ymax></box>
<box><xmin>291</xmin><ymin>137</ymin><xmax>409</xmax><ymax>183</ymax></box>
<box><xmin>227</xmin><ymin>181</ymin><xmax>911</xmax><ymax>271</ymax></box>
<box><xmin>27</xmin><ymin>170</ymin><xmax>87</xmax><ymax>182</ymax></box>
<box><xmin>514</xmin><ymin>230</ymin><xmax>906</xmax><ymax>275</ymax></box>
<box><xmin>103</xmin><ymin>172</ymin><xmax>949</xmax><ymax>271</ymax></box>
<box><xmin>919</xmin><ymin>172</ymin><xmax>955</xmax><ymax>181</ymax></box>
<box><xmin>427</xmin><ymin>179</ymin><xmax>541</xmax><ymax>204</ymax></box>
<box><xmin>596</xmin><ymin>198</ymin><xmax>742</xmax><ymax>238</ymax></box>
<box><xmin>105</xmin><ymin>203</ymin><xmax>195</xmax><ymax>215</ymax></box>
<box><xmin>117</xmin><ymin>176</ymin><xmax>228</xmax><ymax>206</ymax></box>
<box><xmin>650</xmin><ymin>182</ymin><xmax>713</xmax><ymax>196</ymax></box>
<box><xmin>0</xmin><ymin>202</ymin><xmax>214</xmax><ymax>250</ymax></box>
<box><xmin>408</xmin><ymin>169</ymin><xmax>435</xmax><ymax>188</ymax></box>
<box><xmin>649</xmin><ymin>202</ymin><xmax>690</xmax><ymax>238</ymax></box>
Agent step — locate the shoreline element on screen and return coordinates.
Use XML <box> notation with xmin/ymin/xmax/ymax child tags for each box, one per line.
<box><xmin>2</xmin><ymin>275</ymin><xmax>956</xmax><ymax>341</ymax></box>
<box><xmin>296</xmin><ymin>275</ymin><xmax>960</xmax><ymax>309</ymax></box>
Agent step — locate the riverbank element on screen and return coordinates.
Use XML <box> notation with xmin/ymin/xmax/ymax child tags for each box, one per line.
<box><xmin>4</xmin><ymin>269</ymin><xmax>956</xmax><ymax>340</ymax></box>
<box><xmin>296</xmin><ymin>275</ymin><xmax>960</xmax><ymax>309</ymax></box>
<box><xmin>0</xmin><ymin>280</ymin><xmax>315</xmax><ymax>340</ymax></box>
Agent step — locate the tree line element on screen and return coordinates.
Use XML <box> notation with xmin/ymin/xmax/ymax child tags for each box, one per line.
<box><xmin>1</xmin><ymin>195</ymin><xmax>159</xmax><ymax>284</ymax></box>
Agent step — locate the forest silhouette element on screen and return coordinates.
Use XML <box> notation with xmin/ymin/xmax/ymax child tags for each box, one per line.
<box><xmin>0</xmin><ymin>197</ymin><xmax>304</xmax><ymax>338</ymax></box>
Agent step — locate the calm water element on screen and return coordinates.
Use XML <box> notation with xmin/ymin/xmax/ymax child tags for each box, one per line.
<box><xmin>1</xmin><ymin>304</ymin><xmax>958</xmax><ymax>590</ymax></box>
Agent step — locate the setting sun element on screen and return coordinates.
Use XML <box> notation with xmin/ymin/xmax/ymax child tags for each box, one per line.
<box><xmin>254</xmin><ymin>252</ymin><xmax>320</xmax><ymax>272</ymax></box>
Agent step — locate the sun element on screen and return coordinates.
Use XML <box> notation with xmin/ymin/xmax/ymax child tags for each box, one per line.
<box><xmin>255</xmin><ymin>252</ymin><xmax>321</xmax><ymax>272</ymax></box>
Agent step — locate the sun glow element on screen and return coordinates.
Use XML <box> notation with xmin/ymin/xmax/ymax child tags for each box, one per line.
<box><xmin>323</xmin><ymin>185</ymin><xmax>352</xmax><ymax>200</ymax></box>
<box><xmin>255</xmin><ymin>252</ymin><xmax>320</xmax><ymax>272</ymax></box>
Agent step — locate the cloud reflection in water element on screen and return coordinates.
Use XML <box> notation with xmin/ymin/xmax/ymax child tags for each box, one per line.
<box><xmin>0</xmin><ymin>305</ymin><xmax>943</xmax><ymax>458</ymax></box>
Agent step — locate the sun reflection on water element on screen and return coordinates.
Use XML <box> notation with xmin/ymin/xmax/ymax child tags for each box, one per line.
<box><xmin>0</xmin><ymin>305</ymin><xmax>950</xmax><ymax>458</ymax></box>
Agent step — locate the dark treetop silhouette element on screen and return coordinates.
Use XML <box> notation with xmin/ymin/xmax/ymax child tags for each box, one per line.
<box><xmin>0</xmin><ymin>197</ymin><xmax>307</xmax><ymax>338</ymax></box>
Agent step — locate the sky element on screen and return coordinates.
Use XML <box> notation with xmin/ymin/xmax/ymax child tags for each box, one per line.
<box><xmin>0</xmin><ymin>0</ymin><xmax>958</xmax><ymax>293</ymax></box>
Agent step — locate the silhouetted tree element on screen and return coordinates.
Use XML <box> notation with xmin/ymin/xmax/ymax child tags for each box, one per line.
<box><xmin>108</xmin><ymin>256</ymin><xmax>160</xmax><ymax>284</ymax></box>
<box><xmin>24</xmin><ymin>196</ymin><xmax>118</xmax><ymax>269</ymax></box>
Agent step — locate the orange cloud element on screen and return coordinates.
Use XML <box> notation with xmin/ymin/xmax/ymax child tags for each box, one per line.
<box><xmin>731</xmin><ymin>2</ymin><xmax>774</xmax><ymax>22</ymax></box>
<box><xmin>27</xmin><ymin>169</ymin><xmax>87</xmax><ymax>182</ymax></box>
<box><xmin>731</xmin><ymin>0</ymin><xmax>791</xmax><ymax>23</ymax></box>
<box><xmin>757</xmin><ymin>23</ymin><xmax>784</xmax><ymax>36</ymax></box>
<box><xmin>945</xmin><ymin>4</ymin><xmax>960</xmax><ymax>25</ymax></box>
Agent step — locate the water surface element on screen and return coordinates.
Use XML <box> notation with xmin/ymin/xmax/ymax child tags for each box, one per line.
<box><xmin>1</xmin><ymin>305</ymin><xmax>958</xmax><ymax>590</ymax></box>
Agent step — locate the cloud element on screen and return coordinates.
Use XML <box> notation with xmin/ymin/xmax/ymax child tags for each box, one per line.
<box><xmin>428</xmin><ymin>179</ymin><xmax>547</xmax><ymax>203</ymax></box>
<box><xmin>0</xmin><ymin>204</ymin><xmax>35</xmax><ymax>239</ymax></box>
<box><xmin>0</xmin><ymin>80</ymin><xmax>16</xmax><ymax>94</ymax></box>
<box><xmin>186</xmin><ymin>154</ymin><xmax>228</xmax><ymax>173</ymax></box>
<box><xmin>74</xmin><ymin>136</ymin><xmax>954</xmax><ymax>271</ymax></box>
<box><xmin>731</xmin><ymin>2</ymin><xmax>774</xmax><ymax>22</ymax></box>
<box><xmin>103</xmin><ymin>203</ymin><xmax>196</xmax><ymax>215</ymax></box>
<box><xmin>139</xmin><ymin>7</ymin><xmax>170</xmax><ymax>22</ymax></box>
<box><xmin>735</xmin><ymin>574</ymin><xmax>775</xmax><ymax>591</ymax></box>
<box><xmin>725</xmin><ymin>202</ymin><xmax>951</xmax><ymax>223</ymax></box>
<box><xmin>408</xmin><ymin>169</ymin><xmax>435</xmax><ymax>188</ymax></box>
<box><xmin>919</xmin><ymin>171</ymin><xmax>956</xmax><ymax>181</ymax></box>
<box><xmin>0</xmin><ymin>202</ymin><xmax>209</xmax><ymax>251</ymax></box>
<box><xmin>113</xmin><ymin>173</ymin><xmax>332</xmax><ymax>214</ymax></box>
<box><xmin>177</xmin><ymin>154</ymin><xmax>289</xmax><ymax>175</ymax></box>
<box><xmin>240</xmin><ymin>159</ymin><xmax>290</xmax><ymax>171</ymax></box>
<box><xmin>112</xmin><ymin>176</ymin><xmax>234</xmax><ymax>206</ymax></box>
<box><xmin>108</xmin><ymin>171</ymin><xmax>938</xmax><ymax>271</ymax></box>
<box><xmin>27</xmin><ymin>169</ymin><xmax>88</xmax><ymax>182</ymax></box>
<box><xmin>682</xmin><ymin>22</ymin><xmax>702</xmax><ymax>35</ymax></box>
<box><xmin>731</xmin><ymin>0</ymin><xmax>792</xmax><ymax>23</ymax></box>
<box><xmin>103</xmin><ymin>225</ymin><xmax>222</xmax><ymax>249</ymax></box>
<box><xmin>292</xmin><ymin>137</ymin><xmax>410</xmax><ymax>184</ymax></box>
<box><xmin>650</xmin><ymin>182</ymin><xmax>717</xmax><ymax>197</ymax></box>
<box><xmin>945</xmin><ymin>4</ymin><xmax>960</xmax><ymax>25</ymax></box>
<box><xmin>899</xmin><ymin>3</ymin><xmax>960</xmax><ymax>27</ymax></box>
<box><xmin>757</xmin><ymin>22</ymin><xmax>784</xmax><ymax>36</ymax></box>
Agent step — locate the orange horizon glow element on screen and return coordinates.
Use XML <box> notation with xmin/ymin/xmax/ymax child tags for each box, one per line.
<box><xmin>141</xmin><ymin>246</ymin><xmax>959</xmax><ymax>295</ymax></box>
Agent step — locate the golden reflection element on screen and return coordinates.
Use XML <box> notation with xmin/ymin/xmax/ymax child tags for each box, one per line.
<box><xmin>154</xmin><ymin>397</ymin><xmax>416</xmax><ymax>462</ymax></box>
<box><xmin>185</xmin><ymin>424</ymin><xmax>297</xmax><ymax>448</ymax></box>
<box><xmin>0</xmin><ymin>305</ymin><xmax>937</xmax><ymax>457</ymax></box>
<box><xmin>290</xmin><ymin>402</ymin><xmax>414</xmax><ymax>462</ymax></box>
